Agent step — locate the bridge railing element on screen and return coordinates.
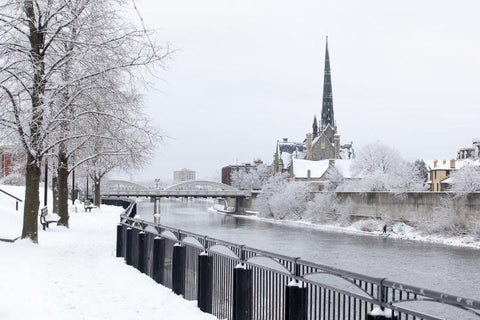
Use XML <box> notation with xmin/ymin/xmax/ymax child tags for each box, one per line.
<box><xmin>116</xmin><ymin>202</ymin><xmax>480</xmax><ymax>320</ymax></box>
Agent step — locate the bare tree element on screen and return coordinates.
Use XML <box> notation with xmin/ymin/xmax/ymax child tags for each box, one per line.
<box><xmin>0</xmin><ymin>0</ymin><xmax>167</xmax><ymax>242</ymax></box>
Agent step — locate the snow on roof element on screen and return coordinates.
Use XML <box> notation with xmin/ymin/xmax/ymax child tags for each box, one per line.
<box><xmin>334</xmin><ymin>159</ymin><xmax>354</xmax><ymax>179</ymax></box>
<box><xmin>425</xmin><ymin>159</ymin><xmax>480</xmax><ymax>171</ymax></box>
<box><xmin>278</xmin><ymin>141</ymin><xmax>306</xmax><ymax>154</ymax></box>
<box><xmin>425</xmin><ymin>159</ymin><xmax>456</xmax><ymax>170</ymax></box>
<box><xmin>292</xmin><ymin>158</ymin><xmax>330</xmax><ymax>178</ymax></box>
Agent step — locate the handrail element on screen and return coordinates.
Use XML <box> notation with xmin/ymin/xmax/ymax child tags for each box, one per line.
<box><xmin>0</xmin><ymin>188</ymin><xmax>22</xmax><ymax>202</ymax></box>
<box><xmin>119</xmin><ymin>202</ymin><xmax>480</xmax><ymax>318</ymax></box>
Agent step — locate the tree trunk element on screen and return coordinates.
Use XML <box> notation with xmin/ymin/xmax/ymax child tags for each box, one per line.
<box><xmin>94</xmin><ymin>178</ymin><xmax>101</xmax><ymax>207</ymax></box>
<box><xmin>21</xmin><ymin>154</ymin><xmax>41</xmax><ymax>243</ymax></box>
<box><xmin>52</xmin><ymin>176</ymin><xmax>58</xmax><ymax>214</ymax></box>
<box><xmin>57</xmin><ymin>148</ymin><xmax>69</xmax><ymax>227</ymax></box>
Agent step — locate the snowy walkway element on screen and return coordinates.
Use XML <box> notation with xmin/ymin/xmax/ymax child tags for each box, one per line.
<box><xmin>0</xmin><ymin>188</ymin><xmax>217</xmax><ymax>320</ymax></box>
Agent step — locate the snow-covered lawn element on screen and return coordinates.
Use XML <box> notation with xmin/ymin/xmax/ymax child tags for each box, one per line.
<box><xmin>0</xmin><ymin>185</ymin><xmax>217</xmax><ymax>320</ymax></box>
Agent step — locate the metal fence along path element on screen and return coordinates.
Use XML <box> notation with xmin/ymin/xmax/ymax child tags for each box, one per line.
<box><xmin>115</xmin><ymin>201</ymin><xmax>480</xmax><ymax>320</ymax></box>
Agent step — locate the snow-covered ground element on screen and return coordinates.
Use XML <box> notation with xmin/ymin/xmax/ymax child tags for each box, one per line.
<box><xmin>242</xmin><ymin>210</ymin><xmax>480</xmax><ymax>249</ymax></box>
<box><xmin>0</xmin><ymin>185</ymin><xmax>217</xmax><ymax>320</ymax></box>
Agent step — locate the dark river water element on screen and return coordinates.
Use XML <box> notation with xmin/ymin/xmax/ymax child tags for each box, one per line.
<box><xmin>136</xmin><ymin>198</ymin><xmax>480</xmax><ymax>302</ymax></box>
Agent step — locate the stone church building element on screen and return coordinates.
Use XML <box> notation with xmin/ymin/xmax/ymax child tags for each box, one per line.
<box><xmin>273</xmin><ymin>37</ymin><xmax>352</xmax><ymax>177</ymax></box>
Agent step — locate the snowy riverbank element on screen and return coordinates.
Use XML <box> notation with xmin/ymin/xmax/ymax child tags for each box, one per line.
<box><xmin>0</xmin><ymin>185</ymin><xmax>216</xmax><ymax>320</ymax></box>
<box><xmin>238</xmin><ymin>210</ymin><xmax>480</xmax><ymax>249</ymax></box>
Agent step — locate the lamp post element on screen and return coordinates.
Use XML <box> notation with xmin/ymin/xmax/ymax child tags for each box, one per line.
<box><xmin>71</xmin><ymin>168</ymin><xmax>75</xmax><ymax>205</ymax></box>
<box><xmin>44</xmin><ymin>158</ymin><xmax>48</xmax><ymax>207</ymax></box>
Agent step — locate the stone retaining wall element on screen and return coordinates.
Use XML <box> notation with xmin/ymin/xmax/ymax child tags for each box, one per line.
<box><xmin>334</xmin><ymin>191</ymin><xmax>480</xmax><ymax>221</ymax></box>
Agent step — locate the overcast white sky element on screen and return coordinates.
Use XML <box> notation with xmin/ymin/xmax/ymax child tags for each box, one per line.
<box><xmin>122</xmin><ymin>0</ymin><xmax>480</xmax><ymax>184</ymax></box>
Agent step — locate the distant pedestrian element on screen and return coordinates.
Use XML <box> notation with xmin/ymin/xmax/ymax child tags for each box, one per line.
<box><xmin>382</xmin><ymin>224</ymin><xmax>387</xmax><ymax>234</ymax></box>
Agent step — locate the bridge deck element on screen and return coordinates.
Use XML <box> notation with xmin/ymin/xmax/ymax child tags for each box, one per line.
<box><xmin>102</xmin><ymin>190</ymin><xmax>252</xmax><ymax>198</ymax></box>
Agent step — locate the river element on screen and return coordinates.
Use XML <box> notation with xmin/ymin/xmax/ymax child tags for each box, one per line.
<box><xmin>136</xmin><ymin>198</ymin><xmax>480</xmax><ymax>300</ymax></box>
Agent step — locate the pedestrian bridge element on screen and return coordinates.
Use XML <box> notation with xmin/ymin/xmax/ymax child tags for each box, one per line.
<box><xmin>101</xmin><ymin>180</ymin><xmax>252</xmax><ymax>199</ymax></box>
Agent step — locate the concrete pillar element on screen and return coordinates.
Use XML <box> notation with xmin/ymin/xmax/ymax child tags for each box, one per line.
<box><xmin>154</xmin><ymin>197</ymin><xmax>160</xmax><ymax>215</ymax></box>
<box><xmin>125</xmin><ymin>227</ymin><xmax>133</xmax><ymax>266</ymax></box>
<box><xmin>233</xmin><ymin>264</ymin><xmax>252</xmax><ymax>320</ymax></box>
<box><xmin>152</xmin><ymin>237</ymin><xmax>165</xmax><ymax>284</ymax></box>
<box><xmin>172</xmin><ymin>243</ymin><xmax>186</xmax><ymax>296</ymax></box>
<box><xmin>197</xmin><ymin>253</ymin><xmax>213</xmax><ymax>313</ymax></box>
<box><xmin>116</xmin><ymin>224</ymin><xmax>123</xmax><ymax>257</ymax></box>
<box><xmin>285</xmin><ymin>281</ymin><xmax>307</xmax><ymax>320</ymax></box>
<box><xmin>137</xmin><ymin>231</ymin><xmax>146</xmax><ymax>274</ymax></box>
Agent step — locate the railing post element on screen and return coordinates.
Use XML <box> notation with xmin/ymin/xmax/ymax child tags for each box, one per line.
<box><xmin>172</xmin><ymin>243</ymin><xmax>186</xmax><ymax>296</ymax></box>
<box><xmin>116</xmin><ymin>224</ymin><xmax>123</xmax><ymax>257</ymax></box>
<box><xmin>285</xmin><ymin>281</ymin><xmax>307</xmax><ymax>320</ymax></box>
<box><xmin>125</xmin><ymin>227</ymin><xmax>133</xmax><ymax>266</ymax></box>
<box><xmin>233</xmin><ymin>263</ymin><xmax>252</xmax><ymax>320</ymax></box>
<box><xmin>137</xmin><ymin>231</ymin><xmax>146</xmax><ymax>273</ymax></box>
<box><xmin>152</xmin><ymin>236</ymin><xmax>165</xmax><ymax>284</ymax></box>
<box><xmin>367</xmin><ymin>279</ymin><xmax>397</xmax><ymax>319</ymax></box>
<box><xmin>197</xmin><ymin>252</ymin><xmax>213</xmax><ymax>313</ymax></box>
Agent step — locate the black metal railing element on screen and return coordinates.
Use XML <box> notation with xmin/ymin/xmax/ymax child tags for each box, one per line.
<box><xmin>0</xmin><ymin>188</ymin><xmax>22</xmax><ymax>211</ymax></box>
<box><xmin>116</xmin><ymin>202</ymin><xmax>480</xmax><ymax>320</ymax></box>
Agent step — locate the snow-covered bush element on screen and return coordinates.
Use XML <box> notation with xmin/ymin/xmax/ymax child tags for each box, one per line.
<box><xmin>231</xmin><ymin>164</ymin><xmax>270</xmax><ymax>190</ymax></box>
<box><xmin>338</xmin><ymin>142</ymin><xmax>426</xmax><ymax>192</ymax></box>
<box><xmin>354</xmin><ymin>219</ymin><xmax>379</xmax><ymax>232</ymax></box>
<box><xmin>304</xmin><ymin>192</ymin><xmax>351</xmax><ymax>225</ymax></box>
<box><xmin>415</xmin><ymin>196</ymin><xmax>467</xmax><ymax>235</ymax></box>
<box><xmin>255</xmin><ymin>173</ymin><xmax>311</xmax><ymax>220</ymax></box>
<box><xmin>0</xmin><ymin>173</ymin><xmax>25</xmax><ymax>186</ymax></box>
<box><xmin>450</xmin><ymin>165</ymin><xmax>480</xmax><ymax>196</ymax></box>
<box><xmin>472</xmin><ymin>221</ymin><xmax>480</xmax><ymax>240</ymax></box>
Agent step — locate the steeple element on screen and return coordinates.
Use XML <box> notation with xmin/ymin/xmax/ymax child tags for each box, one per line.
<box><xmin>321</xmin><ymin>36</ymin><xmax>334</xmax><ymax>130</ymax></box>
<box><xmin>312</xmin><ymin>114</ymin><xmax>318</xmax><ymax>138</ymax></box>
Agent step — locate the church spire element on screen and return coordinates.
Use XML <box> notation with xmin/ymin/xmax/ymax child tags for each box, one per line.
<box><xmin>321</xmin><ymin>36</ymin><xmax>334</xmax><ymax>130</ymax></box>
<box><xmin>312</xmin><ymin>114</ymin><xmax>318</xmax><ymax>138</ymax></box>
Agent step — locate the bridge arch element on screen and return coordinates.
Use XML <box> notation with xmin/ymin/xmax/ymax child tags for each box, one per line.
<box><xmin>165</xmin><ymin>180</ymin><xmax>238</xmax><ymax>191</ymax></box>
<box><xmin>103</xmin><ymin>180</ymin><xmax>148</xmax><ymax>192</ymax></box>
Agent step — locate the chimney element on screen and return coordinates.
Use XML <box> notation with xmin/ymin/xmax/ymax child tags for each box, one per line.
<box><xmin>443</xmin><ymin>160</ymin><xmax>446</xmax><ymax>165</ymax></box>
<box><xmin>306</xmin><ymin>133</ymin><xmax>313</xmax><ymax>160</ymax></box>
<box><xmin>433</xmin><ymin>160</ymin><xmax>438</xmax><ymax>168</ymax></box>
<box><xmin>450</xmin><ymin>159</ymin><xmax>456</xmax><ymax>169</ymax></box>
<box><xmin>283</xmin><ymin>138</ymin><xmax>288</xmax><ymax>142</ymax></box>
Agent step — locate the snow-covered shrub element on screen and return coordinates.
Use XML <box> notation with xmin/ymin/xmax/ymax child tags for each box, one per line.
<box><xmin>0</xmin><ymin>173</ymin><xmax>25</xmax><ymax>186</ymax></box>
<box><xmin>450</xmin><ymin>165</ymin><xmax>480</xmax><ymax>196</ymax></box>
<box><xmin>255</xmin><ymin>173</ymin><xmax>311</xmax><ymax>220</ymax></box>
<box><xmin>231</xmin><ymin>164</ymin><xmax>271</xmax><ymax>190</ymax></box>
<box><xmin>354</xmin><ymin>219</ymin><xmax>379</xmax><ymax>232</ymax></box>
<box><xmin>472</xmin><ymin>221</ymin><xmax>480</xmax><ymax>240</ymax></box>
<box><xmin>339</xmin><ymin>142</ymin><xmax>426</xmax><ymax>192</ymax></box>
<box><xmin>268</xmin><ymin>182</ymin><xmax>311</xmax><ymax>220</ymax></box>
<box><xmin>255</xmin><ymin>173</ymin><xmax>289</xmax><ymax>218</ymax></box>
<box><xmin>415</xmin><ymin>196</ymin><xmax>467</xmax><ymax>235</ymax></box>
<box><xmin>305</xmin><ymin>192</ymin><xmax>352</xmax><ymax>225</ymax></box>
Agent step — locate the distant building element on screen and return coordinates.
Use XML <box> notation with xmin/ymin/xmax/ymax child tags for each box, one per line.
<box><xmin>221</xmin><ymin>160</ymin><xmax>264</xmax><ymax>186</ymax></box>
<box><xmin>0</xmin><ymin>146</ymin><xmax>20</xmax><ymax>178</ymax></box>
<box><xmin>272</xmin><ymin>37</ymin><xmax>354</xmax><ymax>177</ymax></box>
<box><xmin>173</xmin><ymin>168</ymin><xmax>196</xmax><ymax>182</ymax></box>
<box><xmin>426</xmin><ymin>159</ymin><xmax>456</xmax><ymax>191</ymax></box>
<box><xmin>457</xmin><ymin>139</ymin><xmax>480</xmax><ymax>160</ymax></box>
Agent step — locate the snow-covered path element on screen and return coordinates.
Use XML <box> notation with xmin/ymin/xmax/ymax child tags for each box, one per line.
<box><xmin>0</xmin><ymin>192</ymin><xmax>217</xmax><ymax>320</ymax></box>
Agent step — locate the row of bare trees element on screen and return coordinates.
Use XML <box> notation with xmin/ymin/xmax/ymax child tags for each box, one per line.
<box><xmin>0</xmin><ymin>0</ymin><xmax>167</xmax><ymax>242</ymax></box>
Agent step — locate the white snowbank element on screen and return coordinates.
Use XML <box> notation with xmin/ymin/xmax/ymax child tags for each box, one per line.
<box><xmin>0</xmin><ymin>185</ymin><xmax>217</xmax><ymax>320</ymax></box>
